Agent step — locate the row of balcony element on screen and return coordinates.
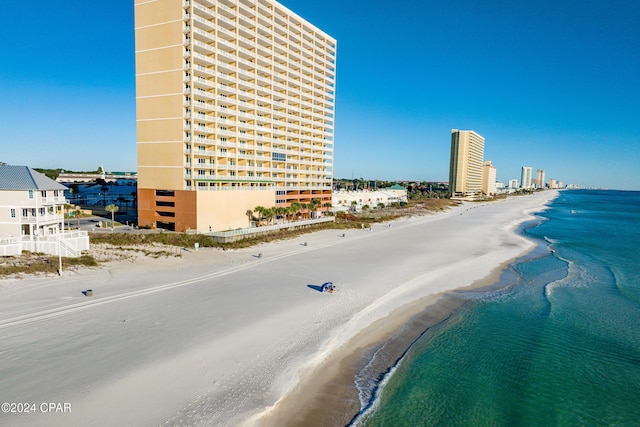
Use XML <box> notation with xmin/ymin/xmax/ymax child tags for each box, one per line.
<box><xmin>185</xmin><ymin>155</ymin><xmax>330</xmax><ymax>167</ymax></box>
<box><xmin>186</xmin><ymin>174</ymin><xmax>331</xmax><ymax>184</ymax></box>
<box><xmin>187</xmin><ymin>134</ymin><xmax>331</xmax><ymax>150</ymax></box>
<box><xmin>212</xmin><ymin>23</ymin><xmax>333</xmax><ymax>72</ymax></box>
<box><xmin>17</xmin><ymin>213</ymin><xmax>64</xmax><ymax>224</ymax></box>
<box><xmin>186</xmin><ymin>165</ymin><xmax>327</xmax><ymax>179</ymax></box>
<box><xmin>187</xmin><ymin>162</ymin><xmax>330</xmax><ymax>172</ymax></box>
<box><xmin>187</xmin><ymin>98</ymin><xmax>331</xmax><ymax>127</ymax></box>
<box><xmin>187</xmin><ymin>111</ymin><xmax>330</xmax><ymax>130</ymax></box>
<box><xmin>189</xmin><ymin>86</ymin><xmax>328</xmax><ymax>111</ymax></box>
<box><xmin>210</xmin><ymin>47</ymin><xmax>334</xmax><ymax>87</ymax></box>
<box><xmin>213</xmin><ymin>73</ymin><xmax>334</xmax><ymax>106</ymax></box>
<box><xmin>188</xmin><ymin>137</ymin><xmax>330</xmax><ymax>155</ymax></box>
<box><xmin>187</xmin><ymin>0</ymin><xmax>338</xmax><ymax>52</ymax></box>
<box><xmin>189</xmin><ymin>95</ymin><xmax>331</xmax><ymax>124</ymax></box>
<box><xmin>184</xmin><ymin>184</ymin><xmax>332</xmax><ymax>193</ymax></box>
<box><xmin>189</xmin><ymin>61</ymin><xmax>332</xmax><ymax>107</ymax></box>
<box><xmin>189</xmin><ymin>124</ymin><xmax>332</xmax><ymax>140</ymax></box>
<box><xmin>185</xmin><ymin>1</ymin><xmax>336</xmax><ymax>62</ymax></box>
<box><xmin>187</xmin><ymin>121</ymin><xmax>330</xmax><ymax>139</ymax></box>
<box><xmin>187</xmin><ymin>102</ymin><xmax>331</xmax><ymax>129</ymax></box>
<box><xmin>186</xmin><ymin>136</ymin><xmax>332</xmax><ymax>154</ymax></box>
<box><xmin>188</xmin><ymin>16</ymin><xmax>334</xmax><ymax>70</ymax></box>
<box><xmin>187</xmin><ymin>82</ymin><xmax>333</xmax><ymax>110</ymax></box>
<box><xmin>185</xmin><ymin>34</ymin><xmax>335</xmax><ymax>90</ymax></box>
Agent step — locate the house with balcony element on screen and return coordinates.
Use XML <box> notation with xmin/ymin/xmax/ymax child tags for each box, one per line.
<box><xmin>0</xmin><ymin>165</ymin><xmax>89</xmax><ymax>256</ymax></box>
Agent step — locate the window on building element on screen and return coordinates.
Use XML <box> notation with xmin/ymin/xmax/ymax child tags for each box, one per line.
<box><xmin>272</xmin><ymin>152</ymin><xmax>287</xmax><ymax>162</ymax></box>
<box><xmin>28</xmin><ymin>190</ymin><xmax>33</xmax><ymax>199</ymax></box>
<box><xmin>22</xmin><ymin>209</ymin><xmax>28</xmax><ymax>217</ymax></box>
<box><xmin>10</xmin><ymin>209</ymin><xmax>16</xmax><ymax>218</ymax></box>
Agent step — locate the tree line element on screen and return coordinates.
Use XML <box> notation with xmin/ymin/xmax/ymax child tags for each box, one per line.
<box><xmin>247</xmin><ymin>198</ymin><xmax>330</xmax><ymax>225</ymax></box>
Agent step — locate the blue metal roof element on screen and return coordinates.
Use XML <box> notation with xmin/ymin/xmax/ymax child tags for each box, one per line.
<box><xmin>0</xmin><ymin>165</ymin><xmax>67</xmax><ymax>191</ymax></box>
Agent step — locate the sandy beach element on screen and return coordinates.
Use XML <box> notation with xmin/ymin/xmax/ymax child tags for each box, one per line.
<box><xmin>0</xmin><ymin>191</ymin><xmax>557</xmax><ymax>427</ymax></box>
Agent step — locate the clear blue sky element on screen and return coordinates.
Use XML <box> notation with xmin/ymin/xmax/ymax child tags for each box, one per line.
<box><xmin>1</xmin><ymin>0</ymin><xmax>638</xmax><ymax>189</ymax></box>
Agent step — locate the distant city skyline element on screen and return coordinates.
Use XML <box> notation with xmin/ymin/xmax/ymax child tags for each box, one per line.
<box><xmin>1</xmin><ymin>1</ymin><xmax>638</xmax><ymax>190</ymax></box>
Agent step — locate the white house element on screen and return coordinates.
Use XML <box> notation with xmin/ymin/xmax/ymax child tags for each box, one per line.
<box><xmin>0</xmin><ymin>165</ymin><xmax>89</xmax><ymax>257</ymax></box>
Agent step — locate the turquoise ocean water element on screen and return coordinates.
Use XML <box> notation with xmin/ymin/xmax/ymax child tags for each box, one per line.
<box><xmin>356</xmin><ymin>190</ymin><xmax>640</xmax><ymax>426</ymax></box>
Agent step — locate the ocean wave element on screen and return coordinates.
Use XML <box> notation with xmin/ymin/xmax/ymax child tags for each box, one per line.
<box><xmin>348</xmin><ymin>314</ymin><xmax>451</xmax><ymax>426</ymax></box>
<box><xmin>354</xmin><ymin>342</ymin><xmax>389</xmax><ymax>409</ymax></box>
<box><xmin>543</xmin><ymin>255</ymin><xmax>590</xmax><ymax>299</ymax></box>
<box><xmin>350</xmin><ymin>354</ymin><xmax>400</xmax><ymax>426</ymax></box>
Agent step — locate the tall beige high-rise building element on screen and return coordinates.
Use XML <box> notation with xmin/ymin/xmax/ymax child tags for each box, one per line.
<box><xmin>521</xmin><ymin>166</ymin><xmax>533</xmax><ymax>189</ymax></box>
<box><xmin>482</xmin><ymin>160</ymin><xmax>497</xmax><ymax>196</ymax></box>
<box><xmin>536</xmin><ymin>169</ymin><xmax>546</xmax><ymax>189</ymax></box>
<box><xmin>449</xmin><ymin>130</ymin><xmax>485</xmax><ymax>197</ymax></box>
<box><xmin>134</xmin><ymin>0</ymin><xmax>336</xmax><ymax>232</ymax></box>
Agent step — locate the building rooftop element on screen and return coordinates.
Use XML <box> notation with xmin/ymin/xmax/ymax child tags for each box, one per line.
<box><xmin>0</xmin><ymin>165</ymin><xmax>67</xmax><ymax>191</ymax></box>
<box><xmin>387</xmin><ymin>184</ymin><xmax>406</xmax><ymax>190</ymax></box>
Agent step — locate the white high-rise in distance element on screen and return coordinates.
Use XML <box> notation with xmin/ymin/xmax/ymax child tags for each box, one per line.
<box><xmin>521</xmin><ymin>166</ymin><xmax>533</xmax><ymax>189</ymax></box>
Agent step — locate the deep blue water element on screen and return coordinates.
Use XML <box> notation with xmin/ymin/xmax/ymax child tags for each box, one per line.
<box><xmin>358</xmin><ymin>190</ymin><xmax>640</xmax><ymax>426</ymax></box>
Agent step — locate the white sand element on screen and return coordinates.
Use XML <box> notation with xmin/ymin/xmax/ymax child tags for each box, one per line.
<box><xmin>0</xmin><ymin>191</ymin><xmax>557</xmax><ymax>426</ymax></box>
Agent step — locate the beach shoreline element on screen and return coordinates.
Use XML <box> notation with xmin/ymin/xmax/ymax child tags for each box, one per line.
<box><xmin>0</xmin><ymin>191</ymin><xmax>558</xmax><ymax>427</ymax></box>
<box><xmin>256</xmin><ymin>239</ymin><xmax>551</xmax><ymax>427</ymax></box>
<box><xmin>252</xmin><ymin>192</ymin><xmax>558</xmax><ymax>426</ymax></box>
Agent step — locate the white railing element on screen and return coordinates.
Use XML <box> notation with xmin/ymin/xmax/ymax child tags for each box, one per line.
<box><xmin>19</xmin><ymin>230</ymin><xmax>89</xmax><ymax>257</ymax></box>
<box><xmin>207</xmin><ymin>217</ymin><xmax>334</xmax><ymax>241</ymax></box>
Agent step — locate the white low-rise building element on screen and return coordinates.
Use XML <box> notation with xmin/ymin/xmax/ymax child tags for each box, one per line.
<box><xmin>332</xmin><ymin>185</ymin><xmax>408</xmax><ymax>212</ymax></box>
<box><xmin>0</xmin><ymin>165</ymin><xmax>89</xmax><ymax>257</ymax></box>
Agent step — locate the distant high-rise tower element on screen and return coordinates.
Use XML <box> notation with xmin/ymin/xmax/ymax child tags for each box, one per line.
<box><xmin>536</xmin><ymin>169</ymin><xmax>546</xmax><ymax>189</ymax></box>
<box><xmin>521</xmin><ymin>166</ymin><xmax>533</xmax><ymax>189</ymax></box>
<box><xmin>134</xmin><ymin>0</ymin><xmax>336</xmax><ymax>232</ymax></box>
<box><xmin>482</xmin><ymin>160</ymin><xmax>497</xmax><ymax>196</ymax></box>
<box><xmin>449</xmin><ymin>130</ymin><xmax>485</xmax><ymax>197</ymax></box>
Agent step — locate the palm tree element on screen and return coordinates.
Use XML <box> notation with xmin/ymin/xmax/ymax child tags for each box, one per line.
<box><xmin>290</xmin><ymin>202</ymin><xmax>302</xmax><ymax>221</ymax></box>
<box><xmin>74</xmin><ymin>206</ymin><xmax>82</xmax><ymax>229</ymax></box>
<box><xmin>299</xmin><ymin>203</ymin><xmax>308</xmax><ymax>219</ymax></box>
<box><xmin>105</xmin><ymin>204</ymin><xmax>119</xmax><ymax>231</ymax></box>
<box><xmin>310</xmin><ymin>198</ymin><xmax>321</xmax><ymax>219</ymax></box>
<box><xmin>275</xmin><ymin>207</ymin><xmax>287</xmax><ymax>223</ymax></box>
<box><xmin>246</xmin><ymin>209</ymin><xmax>253</xmax><ymax>226</ymax></box>
<box><xmin>263</xmin><ymin>207</ymin><xmax>275</xmax><ymax>225</ymax></box>
<box><xmin>253</xmin><ymin>206</ymin><xmax>265</xmax><ymax>225</ymax></box>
